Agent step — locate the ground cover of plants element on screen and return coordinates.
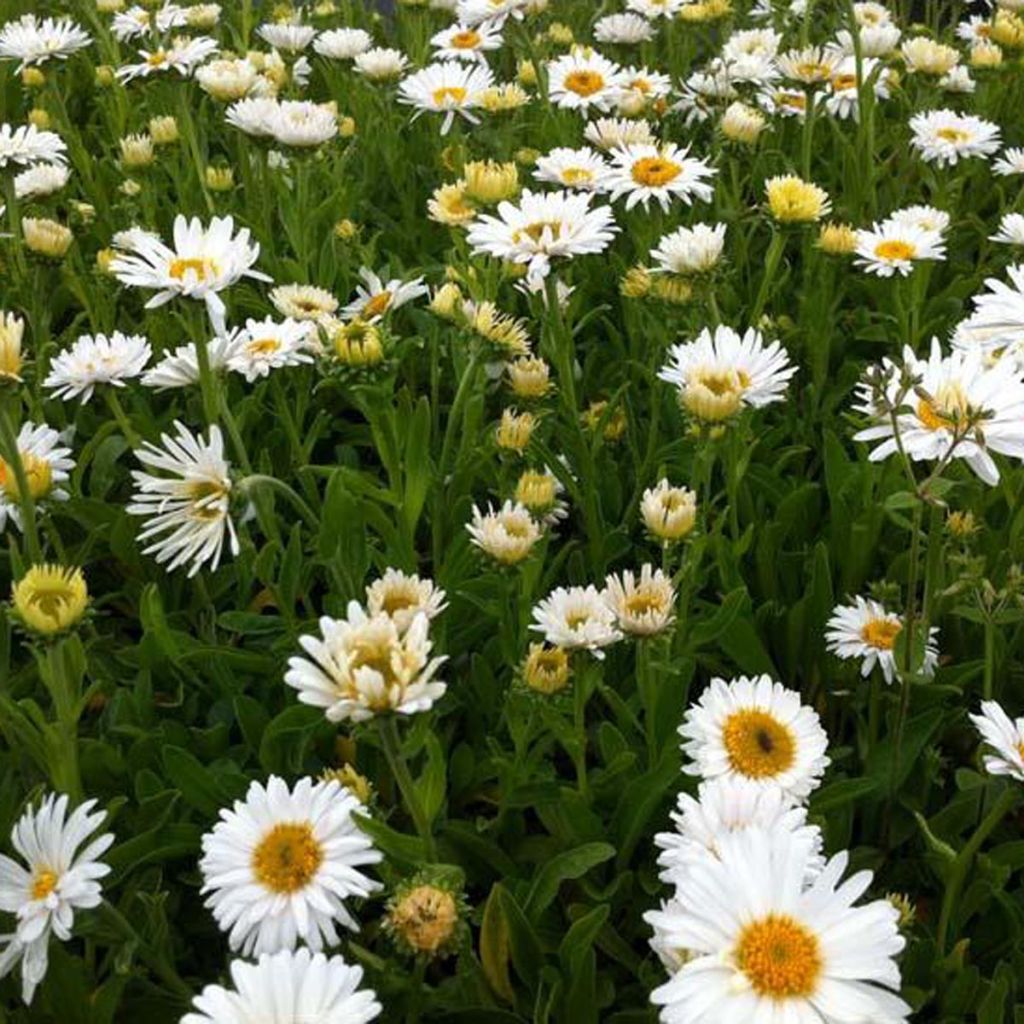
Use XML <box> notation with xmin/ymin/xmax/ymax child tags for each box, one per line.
<box><xmin>2</xmin><ymin>0</ymin><xmax>1024</xmax><ymax>1020</ymax></box>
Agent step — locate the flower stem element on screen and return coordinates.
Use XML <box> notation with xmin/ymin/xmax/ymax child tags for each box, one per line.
<box><xmin>378</xmin><ymin>716</ymin><xmax>437</xmax><ymax>861</ymax></box>
<box><xmin>0</xmin><ymin>398</ymin><xmax>43</xmax><ymax>564</ymax></box>
<box><xmin>751</xmin><ymin>231</ymin><xmax>785</xmax><ymax>324</ymax></box>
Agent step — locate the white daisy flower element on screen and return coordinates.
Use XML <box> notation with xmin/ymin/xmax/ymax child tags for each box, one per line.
<box><xmin>196</xmin><ymin>58</ymin><xmax>259</xmax><ymax>101</ymax></box>
<box><xmin>397</xmin><ymin>61</ymin><xmax>494</xmax><ymax>134</ymax></box>
<box><xmin>939</xmin><ymin>65</ymin><xmax>975</xmax><ymax>94</ymax></box>
<box><xmin>640</xmin><ymin>479</ymin><xmax>697</xmax><ymax>544</ymax></box>
<box><xmin>110</xmin><ymin>214</ymin><xmax>269</xmax><ymax>334</ymax></box>
<box><xmin>603</xmin><ymin>565</ymin><xmax>676</xmax><ymax>636</ymax></box>
<box><xmin>13</xmin><ymin>163</ymin><xmax>69</xmax><ymax>199</ymax></box>
<box><xmin>953</xmin><ymin>265</ymin><xmax>1024</xmax><ymax>360</ymax></box>
<box><xmin>430</xmin><ymin>23</ymin><xmax>502</xmax><ymax>63</ymax></box>
<box><xmin>140</xmin><ymin>330</ymin><xmax>246</xmax><ymax>391</ymax></box>
<box><xmin>0</xmin><ymin>423</ymin><xmax>74</xmax><ymax>533</ymax></box>
<box><xmin>466</xmin><ymin>188</ymin><xmax>618</xmax><ymax>283</ymax></box>
<box><xmin>992</xmin><ymin>213</ymin><xmax>1024</xmax><ymax>246</ymax></box>
<box><xmin>0</xmin><ymin>14</ymin><xmax>91</xmax><ymax>70</ymax></box>
<box><xmin>626</xmin><ymin>0</ymin><xmax>683</xmax><ymax>18</ymax></box>
<box><xmin>836</xmin><ymin>20</ymin><xmax>902</xmax><ymax>56</ymax></box>
<box><xmin>650</xmin><ymin>222</ymin><xmax>727</xmax><ymax>275</ymax></box>
<box><xmin>647</xmin><ymin>828</ymin><xmax>910</xmax><ymax>1023</ymax></box>
<box><xmin>314</xmin><ymin>28</ymin><xmax>373</xmax><ymax>60</ymax></box>
<box><xmin>0</xmin><ymin>123</ymin><xmax>67</xmax><ymax>168</ymax></box>
<box><xmin>722</xmin><ymin>28</ymin><xmax>781</xmax><ymax>85</ymax></box>
<box><xmin>43</xmin><ymin>332</ymin><xmax>151</xmax><ymax>403</ymax></box>
<box><xmin>593</xmin><ymin>13</ymin><xmax>655</xmax><ymax>44</ymax></box>
<box><xmin>533</xmin><ymin>146</ymin><xmax>609</xmax><ymax>192</ymax></box>
<box><xmin>853</xmin><ymin>338</ymin><xmax>1024</xmax><ymax>485</ymax></box>
<box><xmin>181</xmin><ymin>948</ymin><xmax>381</xmax><ymax>1024</ymax></box>
<box><xmin>970</xmin><ymin>701</ymin><xmax>1024</xmax><ymax>783</ymax></box>
<box><xmin>679</xmin><ymin>675</ymin><xmax>831</xmax><ymax>799</ymax></box>
<box><xmin>264</xmin><ymin>100</ymin><xmax>339</xmax><ymax>148</ymax></box>
<box><xmin>467</xmin><ymin>500</ymin><xmax>542</xmax><ymax>564</ymax></box>
<box><xmin>111</xmin><ymin>4</ymin><xmax>187</xmax><ymax>42</ymax></box>
<box><xmin>353</xmin><ymin>47</ymin><xmax>409</xmax><ymax>81</ymax></box>
<box><xmin>615</xmin><ymin>65</ymin><xmax>673</xmax><ymax>115</ymax></box>
<box><xmin>341</xmin><ymin>267</ymin><xmax>429</xmax><ymax>322</ymax></box>
<box><xmin>909</xmin><ymin>109</ymin><xmax>1001</xmax><ymax>167</ymax></box>
<box><xmin>225</xmin><ymin>317</ymin><xmax>316</xmax><ymax>382</ymax></box>
<box><xmin>993</xmin><ymin>147</ymin><xmax>1024</xmax><ymax>176</ymax></box>
<box><xmin>854</xmin><ymin>221</ymin><xmax>946</xmax><ymax>277</ymax></box>
<box><xmin>269</xmin><ymin>283</ymin><xmax>339</xmax><ymax>321</ymax></box>
<box><xmin>583</xmin><ymin>116</ymin><xmax>657</xmax><ymax>151</ymax></box>
<box><xmin>654</xmin><ymin>777</ymin><xmax>824</xmax><ymax>887</ymax></box>
<box><xmin>659</xmin><ymin>326</ymin><xmax>796</xmax><ymax>423</ymax></box>
<box><xmin>0</xmin><ymin>794</ymin><xmax>113</xmax><ymax>1006</ymax></box>
<box><xmin>285</xmin><ymin>602</ymin><xmax>447</xmax><ymax>722</ymax></box>
<box><xmin>365</xmin><ymin>569</ymin><xmax>448</xmax><ymax>633</ymax></box>
<box><xmin>826</xmin><ymin>596</ymin><xmax>939</xmax><ymax>684</ymax></box>
<box><xmin>127</xmin><ymin>421</ymin><xmax>238</xmax><ymax>576</ymax></box>
<box><xmin>530</xmin><ymin>585</ymin><xmax>623</xmax><ymax>657</ymax></box>
<box><xmin>455</xmin><ymin>0</ymin><xmax>529</xmax><ymax>28</ymax></box>
<box><xmin>824</xmin><ymin>56</ymin><xmax>892</xmax><ymax>120</ymax></box>
<box><xmin>117</xmin><ymin>36</ymin><xmax>219</xmax><ymax>83</ymax></box>
<box><xmin>776</xmin><ymin>45</ymin><xmax>841</xmax><ymax>86</ymax></box>
<box><xmin>200</xmin><ymin>777</ymin><xmax>383</xmax><ymax>956</ymax></box>
<box><xmin>548</xmin><ymin>49</ymin><xmax>626</xmax><ymax>113</ymax></box>
<box><xmin>676</xmin><ymin>66</ymin><xmax>739</xmax><ymax>125</ymax></box>
<box><xmin>888</xmin><ymin>204</ymin><xmax>950</xmax><ymax>235</ymax></box>
<box><xmin>256</xmin><ymin>22</ymin><xmax>316</xmax><ymax>52</ymax></box>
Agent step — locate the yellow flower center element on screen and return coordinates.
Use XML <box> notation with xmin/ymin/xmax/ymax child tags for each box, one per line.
<box><xmin>363</xmin><ymin>291</ymin><xmax>393</xmax><ymax>318</ymax></box>
<box><xmin>247</xmin><ymin>337</ymin><xmax>282</xmax><ymax>355</ymax></box>
<box><xmin>874</xmin><ymin>239</ymin><xmax>917</xmax><ymax>262</ymax></box>
<box><xmin>860</xmin><ymin>617</ymin><xmax>902</xmax><ymax>650</ymax></box>
<box><xmin>432</xmin><ymin>86</ymin><xmax>468</xmax><ymax>106</ymax></box>
<box><xmin>936</xmin><ymin>127</ymin><xmax>971</xmax><ymax>144</ymax></box>
<box><xmin>561</xmin><ymin>167</ymin><xmax>594</xmax><ymax>185</ymax></box>
<box><xmin>503</xmin><ymin>516</ymin><xmax>532</xmax><ymax>538</ymax></box>
<box><xmin>515</xmin><ymin>220</ymin><xmax>564</xmax><ymax>244</ymax></box>
<box><xmin>722</xmin><ymin>709</ymin><xmax>796</xmax><ymax>779</ymax></box>
<box><xmin>777</xmin><ymin>91</ymin><xmax>808</xmax><ymax>110</ymax></box>
<box><xmin>450</xmin><ymin>30</ymin><xmax>481</xmax><ymax>48</ymax></box>
<box><xmin>832</xmin><ymin>73</ymin><xmax>858</xmax><ymax>90</ymax></box>
<box><xmin>631</xmin><ymin>156</ymin><xmax>682</xmax><ymax>187</ymax></box>
<box><xmin>736</xmin><ymin>914</ymin><xmax>822</xmax><ymax>998</ymax></box>
<box><xmin>252</xmin><ymin>823</ymin><xmax>323</xmax><ymax>893</ymax></box>
<box><xmin>796</xmin><ymin>61</ymin><xmax>832</xmax><ymax>81</ymax></box>
<box><xmin>168</xmin><ymin>257</ymin><xmax>215</xmax><ymax>282</ymax></box>
<box><xmin>917</xmin><ymin>382</ymin><xmax>969</xmax><ymax>432</ymax></box>
<box><xmin>350</xmin><ymin>634</ymin><xmax>400</xmax><ymax>687</ymax></box>
<box><xmin>379</xmin><ymin>587</ymin><xmax>418</xmax><ymax>615</ymax></box>
<box><xmin>624</xmin><ymin>587</ymin><xmax>667</xmax><ymax>618</ymax></box>
<box><xmin>630</xmin><ymin>78</ymin><xmax>652</xmax><ymax>94</ymax></box>
<box><xmin>186</xmin><ymin>479</ymin><xmax>230</xmax><ymax>521</ymax></box>
<box><xmin>683</xmin><ymin>367</ymin><xmax>750</xmax><ymax>422</ymax></box>
<box><xmin>31</xmin><ymin>870</ymin><xmax>58</xmax><ymax>901</ymax></box>
<box><xmin>0</xmin><ymin>451</ymin><xmax>53</xmax><ymax>500</ymax></box>
<box><xmin>147</xmin><ymin>51</ymin><xmax>168</xmax><ymax>66</ymax></box>
<box><xmin>563</xmin><ymin>70</ymin><xmax>606</xmax><ymax>97</ymax></box>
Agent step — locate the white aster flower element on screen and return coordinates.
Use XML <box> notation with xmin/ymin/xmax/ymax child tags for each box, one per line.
<box><xmin>0</xmin><ymin>123</ymin><xmax>67</xmax><ymax>168</ymax></box>
<box><xmin>970</xmin><ymin>700</ymin><xmax>1024</xmax><ymax>782</ymax></box>
<box><xmin>270</xmin><ymin>283</ymin><xmax>339</xmax><ymax>321</ymax></box>
<box><xmin>647</xmin><ymin>829</ymin><xmax>910</xmax><ymax>1024</ymax></box>
<box><xmin>0</xmin><ymin>14</ymin><xmax>91</xmax><ymax>70</ymax></box>
<box><xmin>43</xmin><ymin>332</ymin><xmax>151</xmax><ymax>403</ymax></box>
<box><xmin>430</xmin><ymin>23</ymin><xmax>502</xmax><ymax>63</ymax></box>
<box><xmin>225</xmin><ymin>317</ymin><xmax>316</xmax><ymax>382</ymax></box>
<box><xmin>533</xmin><ymin>146</ymin><xmax>609</xmax><ymax>191</ymax></box>
<box><xmin>616</xmin><ymin>65</ymin><xmax>673</xmax><ymax>115</ymax></box>
<box><xmin>196</xmin><ymin>58</ymin><xmax>259</xmax><ymax>101</ymax></box>
<box><xmin>824</xmin><ymin>56</ymin><xmax>892</xmax><ymax>120</ymax></box>
<box><xmin>594</xmin><ymin>13</ymin><xmax>655</xmax><ymax>44</ymax></box>
<box><xmin>676</xmin><ymin>66</ymin><xmax>739</xmax><ymax>124</ymax></box>
<box><xmin>650</xmin><ymin>222</ymin><xmax>727</xmax><ymax>275</ymax></box>
<box><xmin>603</xmin><ymin>564</ymin><xmax>676</xmax><ymax>636</ymax></box>
<box><xmin>353</xmin><ymin>47</ymin><xmax>409</xmax><ymax>81</ymax></box>
<box><xmin>112</xmin><ymin>4</ymin><xmax>187</xmax><ymax>41</ymax></box>
<box><xmin>939</xmin><ymin>65</ymin><xmax>975</xmax><ymax>93</ymax></box>
<box><xmin>467</xmin><ymin>500</ymin><xmax>542</xmax><ymax>564</ymax></box>
<box><xmin>626</xmin><ymin>0</ymin><xmax>684</xmax><ymax>18</ymax></box>
<box><xmin>826</xmin><ymin>596</ymin><xmax>939</xmax><ymax>684</ymax></box>
<box><xmin>0</xmin><ymin>794</ymin><xmax>113</xmax><ymax>1006</ymax></box>
<box><xmin>200</xmin><ymin>777</ymin><xmax>382</xmax><ymax>955</ymax></box>
<box><xmin>285</xmin><ymin>602</ymin><xmax>447</xmax><ymax>722</ymax></box>
<box><xmin>466</xmin><ymin>188</ymin><xmax>618</xmax><ymax>283</ymax></box>
<box><xmin>257</xmin><ymin>22</ymin><xmax>316</xmax><ymax>52</ymax></box>
<box><xmin>530</xmin><ymin>584</ymin><xmax>623</xmax><ymax>657</ymax></box>
<box><xmin>909</xmin><ymin>109</ymin><xmax>1001</xmax><ymax>167</ymax></box>
<box><xmin>342</xmin><ymin>267</ymin><xmax>429</xmax><ymax>322</ymax></box>
<box><xmin>117</xmin><ymin>36</ymin><xmax>219</xmax><ymax>83</ymax></box>
<box><xmin>993</xmin><ymin>147</ymin><xmax>1024</xmax><ymax>176</ymax></box>
<box><xmin>13</xmin><ymin>163</ymin><xmax>69</xmax><ymax>200</ymax></box>
<box><xmin>181</xmin><ymin>948</ymin><xmax>381</xmax><ymax>1024</ymax></box>
<box><xmin>266</xmin><ymin>100</ymin><xmax>339</xmax><ymax>147</ymax></box>
<box><xmin>583</xmin><ymin>116</ymin><xmax>657</xmax><ymax>151</ymax></box>
<box><xmin>547</xmin><ymin>49</ymin><xmax>626</xmax><ymax>113</ymax></box>
<box><xmin>679</xmin><ymin>675</ymin><xmax>831</xmax><ymax>799</ymax></box>
<box><xmin>314</xmin><ymin>28</ymin><xmax>373</xmax><ymax>60</ymax></box>
<box><xmin>659</xmin><ymin>326</ymin><xmax>796</xmax><ymax>423</ymax></box>
<box><xmin>853</xmin><ymin>337</ymin><xmax>1024</xmax><ymax>485</ymax></box>
<box><xmin>0</xmin><ymin>423</ymin><xmax>74</xmax><ymax>533</ymax></box>
<box><xmin>992</xmin><ymin>213</ymin><xmax>1024</xmax><ymax>246</ymax></box>
<box><xmin>397</xmin><ymin>61</ymin><xmax>494</xmax><ymax>134</ymax></box>
<box><xmin>110</xmin><ymin>214</ymin><xmax>268</xmax><ymax>334</ymax></box>
<box><xmin>128</xmin><ymin>421</ymin><xmax>238</xmax><ymax>576</ymax></box>
<box><xmin>140</xmin><ymin>330</ymin><xmax>246</xmax><ymax>390</ymax></box>
<box><xmin>953</xmin><ymin>265</ymin><xmax>1024</xmax><ymax>361</ymax></box>
<box><xmin>365</xmin><ymin>569</ymin><xmax>447</xmax><ymax>633</ymax></box>
<box><xmin>854</xmin><ymin>220</ymin><xmax>946</xmax><ymax>277</ymax></box>
<box><xmin>455</xmin><ymin>0</ymin><xmax>529</xmax><ymax>28</ymax></box>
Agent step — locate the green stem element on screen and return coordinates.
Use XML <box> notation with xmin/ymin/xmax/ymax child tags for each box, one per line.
<box><xmin>0</xmin><ymin>399</ymin><xmax>43</xmax><ymax>564</ymax></box>
<box><xmin>239</xmin><ymin>474</ymin><xmax>319</xmax><ymax>531</ymax></box>
<box><xmin>637</xmin><ymin>640</ymin><xmax>658</xmax><ymax>768</ymax></box>
<box><xmin>751</xmin><ymin>231</ymin><xmax>785</xmax><ymax>324</ymax></box>
<box><xmin>378</xmin><ymin>716</ymin><xmax>437</xmax><ymax>861</ymax></box>
<box><xmin>105</xmin><ymin>388</ymin><xmax>142</xmax><ymax>448</ymax></box>
<box><xmin>983</xmin><ymin>614</ymin><xmax>996</xmax><ymax>701</ymax></box>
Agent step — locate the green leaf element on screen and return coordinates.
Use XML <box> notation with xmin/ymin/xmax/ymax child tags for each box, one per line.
<box><xmin>162</xmin><ymin>746</ymin><xmax>235</xmax><ymax>817</ymax></box>
<box><xmin>480</xmin><ymin>882</ymin><xmax>515</xmax><ymax>1003</ymax></box>
<box><xmin>810</xmin><ymin>777</ymin><xmax>881</xmax><ymax>814</ymax></box>
<box><xmin>497</xmin><ymin>884</ymin><xmax>545</xmax><ymax>993</ymax></box>
<box><xmin>524</xmin><ymin>843</ymin><xmax>615</xmax><ymax>920</ymax></box>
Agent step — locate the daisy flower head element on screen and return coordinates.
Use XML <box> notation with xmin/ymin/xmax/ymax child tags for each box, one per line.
<box><xmin>902</xmin><ymin>35</ymin><xmax>960</xmax><ymax>75</ymax></box>
<box><xmin>954</xmin><ymin>265</ymin><xmax>1024</xmax><ymax>359</ymax></box>
<box><xmin>627</xmin><ymin>0</ymin><xmax>684</xmax><ymax>18</ymax></box>
<box><xmin>764</xmin><ymin>174</ymin><xmax>831</xmax><ymax>222</ymax></box>
<box><xmin>650</xmin><ymin>222</ymin><xmax>727</xmax><ymax>275</ymax></box>
<box><xmin>285</xmin><ymin>601</ymin><xmax>447</xmax><ymax>722</ymax></box>
<box><xmin>0</xmin><ymin>14</ymin><xmax>91</xmax><ymax>71</ymax></box>
<box><xmin>909</xmin><ymin>109</ymin><xmax>1001</xmax><ymax>167</ymax></box>
<box><xmin>615</xmin><ymin>65</ymin><xmax>673</xmax><ymax>115</ymax></box>
<box><xmin>992</xmin><ymin>213</ymin><xmax>1024</xmax><ymax>246</ymax></box>
<box><xmin>603</xmin><ymin>564</ymin><xmax>676</xmax><ymax>636</ymax></box>
<box><xmin>0</xmin><ymin>312</ymin><xmax>24</xmax><ymax>384</ymax></box>
<box><xmin>583</xmin><ymin>116</ymin><xmax>657</xmax><ymax>151</ymax></box>
<box><xmin>199</xmin><ymin>776</ymin><xmax>383</xmax><ymax>956</ymax></box>
<box><xmin>531</xmin><ymin>584</ymin><xmax>623</xmax><ymax>657</ymax></box>
<box><xmin>257</xmin><ymin>22</ymin><xmax>316</xmax><ymax>52</ymax></box>
<box><xmin>826</xmin><ymin>596</ymin><xmax>939</xmax><ymax>684</ymax></box>
<box><xmin>182</xmin><ymin>948</ymin><xmax>381</xmax><ymax>1024</ymax></box>
<box><xmin>534</xmin><ymin>146</ymin><xmax>610</xmax><ymax>192</ymax></box>
<box><xmin>466</xmin><ymin>188</ymin><xmax>618</xmax><ymax>283</ymax></box>
<box><xmin>109</xmin><ymin>214</ymin><xmax>269</xmax><ymax>334</ymax></box>
<box><xmin>594</xmin><ymin>13</ymin><xmax>656</xmax><ymax>45</ymax></box>
<box><xmin>0</xmin><ymin>123</ymin><xmax>67</xmax><ymax>168</ymax></box>
<box><xmin>342</xmin><ymin>267</ymin><xmax>429</xmax><ymax>322</ymax></box>
<box><xmin>659</xmin><ymin>326</ymin><xmax>796</xmax><ymax>424</ymax></box>
<box><xmin>679</xmin><ymin>675</ymin><xmax>831</xmax><ymax>799</ymax></box>
<box><xmin>0</xmin><ymin>423</ymin><xmax>74</xmax><ymax>533</ymax></box>
<box><xmin>270</xmin><ymin>283</ymin><xmax>339</xmax><ymax>322</ymax></box>
<box><xmin>654</xmin><ymin>777</ymin><xmax>824</xmax><ymax>887</ymax></box>
<box><xmin>854</xmin><ymin>220</ymin><xmax>946</xmax><ymax>277</ymax></box>
<box><xmin>353</xmin><ymin>47</ymin><xmax>409</xmax><ymax>81</ymax></box>
<box><xmin>365</xmin><ymin>569</ymin><xmax>447</xmax><ymax>633</ymax></box>
<box><xmin>127</xmin><ymin>421</ymin><xmax>238</xmax><ymax>576</ymax></box>
<box><xmin>776</xmin><ymin>45</ymin><xmax>842</xmax><ymax>86</ymax></box>
<box><xmin>430</xmin><ymin>23</ymin><xmax>503</xmax><ymax>63</ymax></box>
<box><xmin>140</xmin><ymin>330</ymin><xmax>246</xmax><ymax>391</ymax></box>
<box><xmin>14</xmin><ymin>163</ymin><xmax>70</xmax><ymax>200</ymax></box>
<box><xmin>467</xmin><ymin>500</ymin><xmax>542</xmax><ymax>564</ymax></box>
<box><xmin>825</xmin><ymin>56</ymin><xmax>892</xmax><ymax>120</ymax></box>
<box><xmin>547</xmin><ymin>48</ymin><xmax>627</xmax><ymax>113</ymax></box>
<box><xmin>641</xmin><ymin>479</ymin><xmax>697</xmax><ymax>544</ymax></box>
<box><xmin>853</xmin><ymin>338</ymin><xmax>1024</xmax><ymax>485</ymax></box>
<box><xmin>456</xmin><ymin>0</ymin><xmax>529</xmax><ymax>28</ymax></box>
<box><xmin>647</xmin><ymin>828</ymin><xmax>909</xmax><ymax>1023</ymax></box>
<box><xmin>117</xmin><ymin>35</ymin><xmax>219</xmax><ymax>83</ymax></box>
<box><xmin>265</xmin><ymin>100</ymin><xmax>340</xmax><ymax>148</ymax></box>
<box><xmin>225</xmin><ymin>317</ymin><xmax>316</xmax><ymax>382</ymax></box>
<box><xmin>43</xmin><ymin>331</ymin><xmax>151</xmax><ymax>403</ymax></box>
<box><xmin>196</xmin><ymin>57</ymin><xmax>259</xmax><ymax>101</ymax></box>
<box><xmin>970</xmin><ymin>700</ymin><xmax>1024</xmax><ymax>782</ymax></box>
<box><xmin>0</xmin><ymin>794</ymin><xmax>113</xmax><ymax>1005</ymax></box>
<box><xmin>314</xmin><ymin>28</ymin><xmax>374</xmax><ymax>60</ymax></box>
<box><xmin>603</xmin><ymin>143</ymin><xmax>717</xmax><ymax>212</ymax></box>
<box><xmin>397</xmin><ymin>61</ymin><xmax>494</xmax><ymax>134</ymax></box>
<box><xmin>993</xmin><ymin>147</ymin><xmax>1024</xmax><ymax>176</ymax></box>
